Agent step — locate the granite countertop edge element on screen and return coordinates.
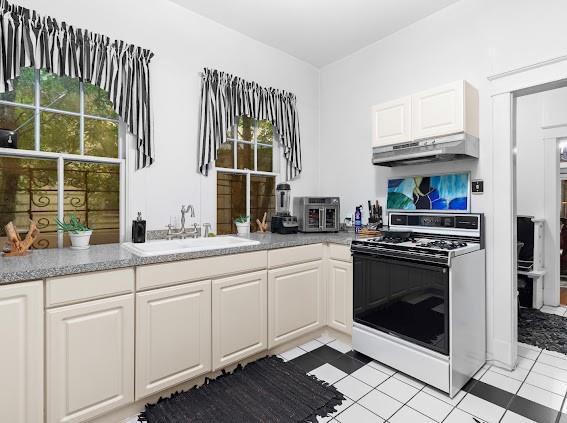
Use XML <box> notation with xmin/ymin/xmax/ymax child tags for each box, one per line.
<box><xmin>0</xmin><ymin>232</ymin><xmax>358</xmax><ymax>284</ymax></box>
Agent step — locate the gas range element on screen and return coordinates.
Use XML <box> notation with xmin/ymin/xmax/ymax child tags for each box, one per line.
<box><xmin>351</xmin><ymin>213</ymin><xmax>483</xmax><ymax>265</ymax></box>
<box><xmin>351</xmin><ymin>212</ymin><xmax>486</xmax><ymax>396</ymax></box>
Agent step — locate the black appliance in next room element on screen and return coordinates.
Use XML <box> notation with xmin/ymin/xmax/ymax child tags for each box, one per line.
<box><xmin>271</xmin><ymin>183</ymin><xmax>298</xmax><ymax>234</ymax></box>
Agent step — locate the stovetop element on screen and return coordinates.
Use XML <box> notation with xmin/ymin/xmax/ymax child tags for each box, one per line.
<box><xmin>355</xmin><ymin>236</ymin><xmax>480</xmax><ymax>256</ymax></box>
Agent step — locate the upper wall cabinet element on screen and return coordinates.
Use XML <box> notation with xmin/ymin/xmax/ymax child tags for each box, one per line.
<box><xmin>412</xmin><ymin>80</ymin><xmax>478</xmax><ymax>140</ymax></box>
<box><xmin>371</xmin><ymin>96</ymin><xmax>412</xmax><ymax>147</ymax></box>
<box><xmin>371</xmin><ymin>80</ymin><xmax>479</xmax><ymax>147</ymax></box>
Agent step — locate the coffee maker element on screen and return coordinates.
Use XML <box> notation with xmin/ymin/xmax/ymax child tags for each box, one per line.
<box><xmin>271</xmin><ymin>183</ymin><xmax>299</xmax><ymax>234</ymax></box>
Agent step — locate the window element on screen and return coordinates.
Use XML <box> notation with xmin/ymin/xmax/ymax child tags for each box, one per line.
<box><xmin>216</xmin><ymin>117</ymin><xmax>277</xmax><ymax>234</ymax></box>
<box><xmin>0</xmin><ymin>68</ymin><xmax>122</xmax><ymax>248</ymax></box>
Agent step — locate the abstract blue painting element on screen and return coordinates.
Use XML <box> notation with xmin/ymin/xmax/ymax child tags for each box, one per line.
<box><xmin>387</xmin><ymin>173</ymin><xmax>469</xmax><ymax>211</ymax></box>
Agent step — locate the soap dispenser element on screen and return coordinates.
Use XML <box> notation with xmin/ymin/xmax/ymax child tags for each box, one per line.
<box><xmin>132</xmin><ymin>212</ymin><xmax>146</xmax><ymax>243</ymax></box>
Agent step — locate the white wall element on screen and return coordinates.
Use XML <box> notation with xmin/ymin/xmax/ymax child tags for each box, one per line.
<box><xmin>318</xmin><ymin>0</ymin><xmax>567</xmax><ymax>363</ymax></box>
<box><xmin>17</xmin><ymin>0</ymin><xmax>320</xmax><ymax>231</ymax></box>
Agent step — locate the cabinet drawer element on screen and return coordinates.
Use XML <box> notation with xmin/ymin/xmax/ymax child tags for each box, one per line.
<box><xmin>328</xmin><ymin>244</ymin><xmax>352</xmax><ymax>262</ymax></box>
<box><xmin>268</xmin><ymin>244</ymin><xmax>323</xmax><ymax>269</ymax></box>
<box><xmin>46</xmin><ymin>268</ymin><xmax>134</xmax><ymax>307</ymax></box>
<box><xmin>136</xmin><ymin>251</ymin><xmax>267</xmax><ymax>291</ymax></box>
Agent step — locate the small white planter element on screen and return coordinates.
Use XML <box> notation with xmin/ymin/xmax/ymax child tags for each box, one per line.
<box><xmin>235</xmin><ymin>222</ymin><xmax>250</xmax><ymax>236</ymax></box>
<box><xmin>69</xmin><ymin>230</ymin><xmax>92</xmax><ymax>250</ymax></box>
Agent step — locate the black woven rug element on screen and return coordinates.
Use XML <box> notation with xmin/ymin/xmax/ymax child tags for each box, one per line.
<box><xmin>138</xmin><ymin>356</ymin><xmax>345</xmax><ymax>423</ymax></box>
<box><xmin>519</xmin><ymin>307</ymin><xmax>567</xmax><ymax>354</ymax></box>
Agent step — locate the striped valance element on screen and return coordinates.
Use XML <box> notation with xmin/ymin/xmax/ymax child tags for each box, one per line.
<box><xmin>199</xmin><ymin>68</ymin><xmax>302</xmax><ymax>180</ymax></box>
<box><xmin>0</xmin><ymin>0</ymin><xmax>155</xmax><ymax>168</ymax></box>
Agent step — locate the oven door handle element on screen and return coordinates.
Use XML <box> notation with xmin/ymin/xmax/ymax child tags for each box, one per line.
<box><xmin>352</xmin><ymin>248</ymin><xmax>449</xmax><ymax>269</ymax></box>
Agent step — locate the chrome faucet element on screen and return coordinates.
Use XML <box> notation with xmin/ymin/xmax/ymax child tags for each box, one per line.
<box><xmin>166</xmin><ymin>204</ymin><xmax>200</xmax><ymax>239</ymax></box>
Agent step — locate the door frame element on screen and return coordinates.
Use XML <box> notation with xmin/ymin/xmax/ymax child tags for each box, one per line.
<box><xmin>489</xmin><ymin>55</ymin><xmax>567</xmax><ymax>369</ymax></box>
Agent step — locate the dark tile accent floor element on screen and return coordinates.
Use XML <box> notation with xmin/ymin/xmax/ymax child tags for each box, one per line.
<box><xmin>287</xmin><ymin>341</ymin><xmax>567</xmax><ymax>423</ymax></box>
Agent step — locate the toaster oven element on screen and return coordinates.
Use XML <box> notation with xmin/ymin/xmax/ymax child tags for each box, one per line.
<box><xmin>293</xmin><ymin>197</ymin><xmax>340</xmax><ymax>233</ymax></box>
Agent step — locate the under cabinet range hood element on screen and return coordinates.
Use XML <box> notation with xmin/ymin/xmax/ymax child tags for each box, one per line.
<box><xmin>372</xmin><ymin>133</ymin><xmax>479</xmax><ymax>167</ymax></box>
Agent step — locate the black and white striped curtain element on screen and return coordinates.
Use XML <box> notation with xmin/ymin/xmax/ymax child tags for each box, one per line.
<box><xmin>199</xmin><ymin>68</ymin><xmax>302</xmax><ymax>180</ymax></box>
<box><xmin>0</xmin><ymin>0</ymin><xmax>155</xmax><ymax>169</ymax></box>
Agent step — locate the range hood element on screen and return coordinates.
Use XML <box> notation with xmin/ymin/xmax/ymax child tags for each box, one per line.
<box><xmin>372</xmin><ymin>133</ymin><xmax>479</xmax><ymax>167</ymax></box>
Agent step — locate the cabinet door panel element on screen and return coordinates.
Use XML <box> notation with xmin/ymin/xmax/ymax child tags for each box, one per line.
<box><xmin>136</xmin><ymin>281</ymin><xmax>211</xmax><ymax>399</ymax></box>
<box><xmin>0</xmin><ymin>281</ymin><xmax>43</xmax><ymax>423</ymax></box>
<box><xmin>212</xmin><ymin>271</ymin><xmax>267</xmax><ymax>370</ymax></box>
<box><xmin>327</xmin><ymin>260</ymin><xmax>353</xmax><ymax>335</ymax></box>
<box><xmin>412</xmin><ymin>81</ymin><xmax>464</xmax><ymax>139</ymax></box>
<box><xmin>47</xmin><ymin>294</ymin><xmax>134</xmax><ymax>423</ymax></box>
<box><xmin>372</xmin><ymin>96</ymin><xmax>412</xmax><ymax>147</ymax></box>
<box><xmin>268</xmin><ymin>261</ymin><xmax>325</xmax><ymax>348</ymax></box>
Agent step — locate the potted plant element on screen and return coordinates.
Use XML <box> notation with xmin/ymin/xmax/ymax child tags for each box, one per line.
<box><xmin>56</xmin><ymin>214</ymin><xmax>93</xmax><ymax>250</ymax></box>
<box><xmin>234</xmin><ymin>215</ymin><xmax>250</xmax><ymax>235</ymax></box>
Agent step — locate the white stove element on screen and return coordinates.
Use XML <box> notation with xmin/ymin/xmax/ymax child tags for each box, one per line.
<box><xmin>351</xmin><ymin>212</ymin><xmax>486</xmax><ymax>398</ymax></box>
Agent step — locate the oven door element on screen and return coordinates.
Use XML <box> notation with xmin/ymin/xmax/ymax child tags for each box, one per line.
<box><xmin>353</xmin><ymin>252</ymin><xmax>450</xmax><ymax>355</ymax></box>
<box><xmin>324</xmin><ymin>207</ymin><xmax>338</xmax><ymax>231</ymax></box>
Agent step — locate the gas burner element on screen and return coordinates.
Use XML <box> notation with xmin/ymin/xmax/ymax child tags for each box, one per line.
<box><xmin>417</xmin><ymin>240</ymin><xmax>468</xmax><ymax>250</ymax></box>
<box><xmin>382</xmin><ymin>236</ymin><xmax>412</xmax><ymax>244</ymax></box>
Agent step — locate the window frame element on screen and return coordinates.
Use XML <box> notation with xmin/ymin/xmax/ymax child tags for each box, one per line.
<box><xmin>215</xmin><ymin>117</ymin><xmax>279</xmax><ymax>228</ymax></box>
<box><xmin>0</xmin><ymin>69</ymin><xmax>126</xmax><ymax>247</ymax></box>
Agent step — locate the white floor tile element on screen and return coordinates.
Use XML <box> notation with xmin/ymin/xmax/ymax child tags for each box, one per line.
<box><xmin>500</xmin><ymin>410</ymin><xmax>538</xmax><ymax>423</ymax></box>
<box><xmin>407</xmin><ymin>391</ymin><xmax>453</xmax><ymax>422</ymax></box>
<box><xmin>538</xmin><ymin>352</ymin><xmax>567</xmax><ymax>370</ymax></box>
<box><xmin>377</xmin><ymin>377</ymin><xmax>419</xmax><ymax>403</ymax></box>
<box><xmin>444</xmin><ymin>408</ymin><xmax>486</xmax><ymax>423</ymax></box>
<box><xmin>335</xmin><ymin>403</ymin><xmax>384</xmax><ymax>423</ymax></box>
<box><xmin>351</xmin><ymin>364</ymin><xmax>390</xmax><ymax>387</ymax></box>
<box><xmin>278</xmin><ymin>347</ymin><xmax>306</xmax><ymax>361</ymax></box>
<box><xmin>367</xmin><ymin>360</ymin><xmax>396</xmax><ymax>375</ymax></box>
<box><xmin>540</xmin><ymin>305</ymin><xmax>567</xmax><ymax>316</ymax></box>
<box><xmin>473</xmin><ymin>364</ymin><xmax>491</xmax><ymax>380</ymax></box>
<box><xmin>541</xmin><ymin>349</ymin><xmax>567</xmax><ymax>360</ymax></box>
<box><xmin>300</xmin><ymin>339</ymin><xmax>324</xmax><ymax>352</ymax></box>
<box><xmin>516</xmin><ymin>357</ymin><xmax>535</xmax><ymax>371</ymax></box>
<box><xmin>525</xmin><ymin>371</ymin><xmax>567</xmax><ymax>396</ymax></box>
<box><xmin>518</xmin><ymin>345</ymin><xmax>540</xmax><ymax>360</ymax></box>
<box><xmin>480</xmin><ymin>370</ymin><xmax>522</xmax><ymax>394</ymax></box>
<box><xmin>421</xmin><ymin>386</ymin><xmax>466</xmax><ymax>407</ymax></box>
<box><xmin>518</xmin><ymin>342</ymin><xmax>541</xmax><ymax>353</ymax></box>
<box><xmin>392</xmin><ymin>372</ymin><xmax>425</xmax><ymax>389</ymax></box>
<box><xmin>517</xmin><ymin>383</ymin><xmax>564</xmax><ymax>410</ymax></box>
<box><xmin>333</xmin><ymin>375</ymin><xmax>373</xmax><ymax>401</ymax></box>
<box><xmin>389</xmin><ymin>406</ymin><xmax>435</xmax><ymax>423</ymax></box>
<box><xmin>490</xmin><ymin>365</ymin><xmax>529</xmax><ymax>382</ymax></box>
<box><xmin>328</xmin><ymin>339</ymin><xmax>352</xmax><ymax>354</ymax></box>
<box><xmin>358</xmin><ymin>390</ymin><xmax>403</xmax><ymax>420</ymax></box>
<box><xmin>316</xmin><ymin>334</ymin><xmax>336</xmax><ymax>344</ymax></box>
<box><xmin>457</xmin><ymin>394</ymin><xmax>505</xmax><ymax>423</ymax></box>
<box><xmin>532</xmin><ymin>361</ymin><xmax>567</xmax><ymax>383</ymax></box>
<box><xmin>309</xmin><ymin>363</ymin><xmax>347</xmax><ymax>385</ymax></box>
<box><xmin>317</xmin><ymin>398</ymin><xmax>354</xmax><ymax>422</ymax></box>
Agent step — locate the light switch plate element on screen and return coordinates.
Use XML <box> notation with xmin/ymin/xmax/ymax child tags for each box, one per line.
<box><xmin>471</xmin><ymin>179</ymin><xmax>483</xmax><ymax>194</ymax></box>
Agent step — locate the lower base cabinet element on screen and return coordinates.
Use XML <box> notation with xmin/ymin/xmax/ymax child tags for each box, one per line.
<box><xmin>268</xmin><ymin>260</ymin><xmax>325</xmax><ymax>348</ymax></box>
<box><xmin>212</xmin><ymin>271</ymin><xmax>267</xmax><ymax>370</ymax></box>
<box><xmin>135</xmin><ymin>280</ymin><xmax>211</xmax><ymax>399</ymax></box>
<box><xmin>46</xmin><ymin>294</ymin><xmax>134</xmax><ymax>423</ymax></box>
<box><xmin>0</xmin><ymin>281</ymin><xmax>43</xmax><ymax>423</ymax></box>
<box><xmin>327</xmin><ymin>259</ymin><xmax>353</xmax><ymax>334</ymax></box>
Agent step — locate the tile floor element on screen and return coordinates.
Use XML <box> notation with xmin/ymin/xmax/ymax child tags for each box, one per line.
<box><xmin>539</xmin><ymin>304</ymin><xmax>567</xmax><ymax>317</ymax></box>
<box><xmin>277</xmin><ymin>336</ymin><xmax>567</xmax><ymax>423</ymax></box>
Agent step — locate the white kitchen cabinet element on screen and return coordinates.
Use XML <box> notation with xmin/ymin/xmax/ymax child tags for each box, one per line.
<box><xmin>327</xmin><ymin>259</ymin><xmax>353</xmax><ymax>335</ymax></box>
<box><xmin>212</xmin><ymin>271</ymin><xmax>267</xmax><ymax>370</ymax></box>
<box><xmin>411</xmin><ymin>80</ymin><xmax>478</xmax><ymax>140</ymax></box>
<box><xmin>268</xmin><ymin>260</ymin><xmax>325</xmax><ymax>348</ymax></box>
<box><xmin>0</xmin><ymin>281</ymin><xmax>43</xmax><ymax>423</ymax></box>
<box><xmin>47</xmin><ymin>294</ymin><xmax>134</xmax><ymax>423</ymax></box>
<box><xmin>135</xmin><ymin>280</ymin><xmax>211</xmax><ymax>399</ymax></box>
<box><xmin>371</xmin><ymin>96</ymin><xmax>412</xmax><ymax>147</ymax></box>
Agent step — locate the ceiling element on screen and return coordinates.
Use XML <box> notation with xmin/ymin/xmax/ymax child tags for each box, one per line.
<box><xmin>171</xmin><ymin>0</ymin><xmax>460</xmax><ymax>67</ymax></box>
